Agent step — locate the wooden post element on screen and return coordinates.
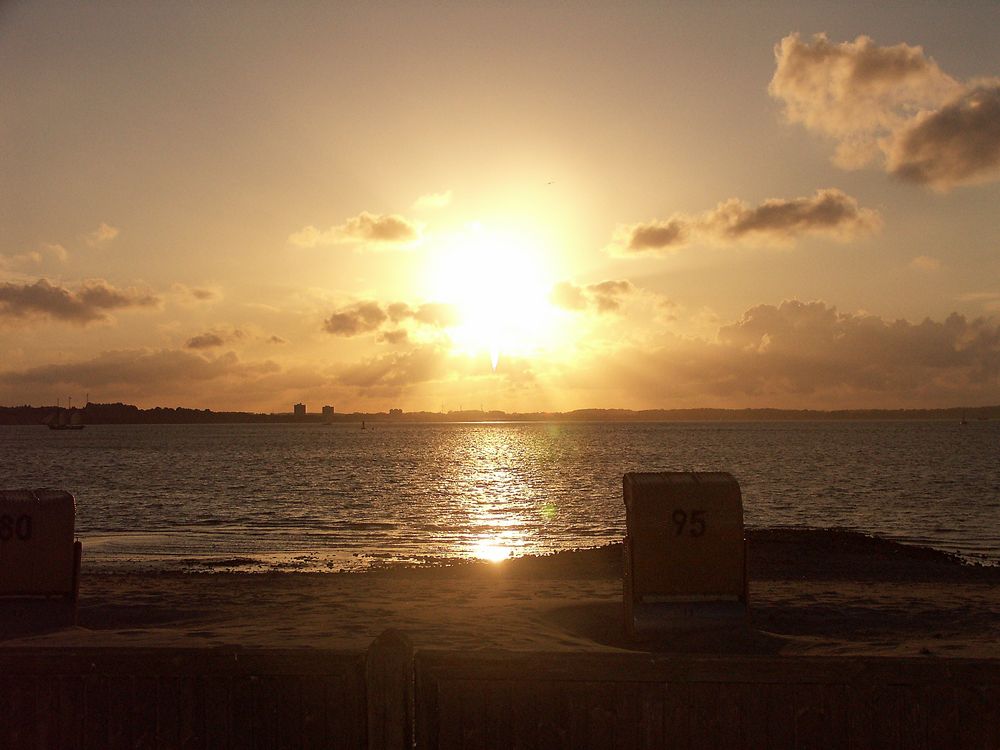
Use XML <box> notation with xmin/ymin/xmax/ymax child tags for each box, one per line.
<box><xmin>366</xmin><ymin>629</ymin><xmax>414</xmax><ymax>750</ymax></box>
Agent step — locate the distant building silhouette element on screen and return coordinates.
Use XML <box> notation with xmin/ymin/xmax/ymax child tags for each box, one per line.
<box><xmin>322</xmin><ymin>405</ymin><xmax>335</xmax><ymax>418</ymax></box>
<box><xmin>293</xmin><ymin>403</ymin><xmax>306</xmax><ymax>416</ymax></box>
<box><xmin>389</xmin><ymin>408</ymin><xmax>403</xmax><ymax>417</ymax></box>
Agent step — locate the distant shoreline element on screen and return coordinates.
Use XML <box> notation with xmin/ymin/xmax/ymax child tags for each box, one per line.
<box><xmin>1</xmin><ymin>402</ymin><xmax>998</xmax><ymax>425</ymax></box>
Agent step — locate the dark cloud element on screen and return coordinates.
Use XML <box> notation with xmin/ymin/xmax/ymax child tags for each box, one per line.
<box><xmin>0</xmin><ymin>278</ymin><xmax>159</xmax><ymax>324</ymax></box>
<box><xmin>888</xmin><ymin>83</ymin><xmax>1000</xmax><ymax>189</ymax></box>
<box><xmin>186</xmin><ymin>333</ymin><xmax>226</xmax><ymax>349</ymax></box>
<box><xmin>600</xmin><ymin>300</ymin><xmax>1000</xmax><ymax>407</ymax></box>
<box><xmin>267</xmin><ymin>335</ymin><xmax>288</xmax><ymax>345</ymax></box>
<box><xmin>551</xmin><ymin>280</ymin><xmax>634</xmax><ymax>313</ymax></box>
<box><xmin>289</xmin><ymin>212</ymin><xmax>419</xmax><ymax>247</ymax></box>
<box><xmin>714</xmin><ymin>189</ymin><xmax>880</xmax><ymax>239</ymax></box>
<box><xmin>612</xmin><ymin>189</ymin><xmax>879</xmax><ymax>255</ymax></box>
<box><xmin>323</xmin><ymin>301</ymin><xmax>388</xmax><ymax>336</ymax></box>
<box><xmin>770</xmin><ymin>33</ymin><xmax>1000</xmax><ymax>189</ymax></box>
<box><xmin>0</xmin><ymin>349</ymin><xmax>276</xmax><ymax>389</ymax></box>
<box><xmin>323</xmin><ymin>300</ymin><xmax>458</xmax><ymax>337</ymax></box>
<box><xmin>377</xmin><ymin>329</ymin><xmax>410</xmax><ymax>345</ymax></box>
<box><xmin>627</xmin><ymin>220</ymin><xmax>688</xmax><ymax>251</ymax></box>
<box><xmin>768</xmin><ymin>33</ymin><xmax>959</xmax><ymax>168</ymax></box>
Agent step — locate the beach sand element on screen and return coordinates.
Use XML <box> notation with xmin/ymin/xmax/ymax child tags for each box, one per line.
<box><xmin>2</xmin><ymin>530</ymin><xmax>998</xmax><ymax>657</ymax></box>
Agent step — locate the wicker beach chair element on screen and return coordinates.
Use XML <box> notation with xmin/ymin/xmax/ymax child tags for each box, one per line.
<box><xmin>0</xmin><ymin>488</ymin><xmax>82</xmax><ymax>626</ymax></box>
<box><xmin>623</xmin><ymin>472</ymin><xmax>748</xmax><ymax>639</ymax></box>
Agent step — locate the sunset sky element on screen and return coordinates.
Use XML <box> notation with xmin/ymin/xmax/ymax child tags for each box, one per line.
<box><xmin>2</xmin><ymin>2</ymin><xmax>1000</xmax><ymax>413</ymax></box>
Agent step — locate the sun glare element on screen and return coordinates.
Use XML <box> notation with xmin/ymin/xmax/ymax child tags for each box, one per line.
<box><xmin>424</xmin><ymin>224</ymin><xmax>561</xmax><ymax>369</ymax></box>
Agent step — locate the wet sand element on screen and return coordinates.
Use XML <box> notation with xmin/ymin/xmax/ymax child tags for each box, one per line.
<box><xmin>2</xmin><ymin>529</ymin><xmax>998</xmax><ymax>657</ymax></box>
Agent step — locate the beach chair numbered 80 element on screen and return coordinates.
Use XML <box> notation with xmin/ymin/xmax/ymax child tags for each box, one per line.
<box><xmin>0</xmin><ymin>489</ymin><xmax>82</xmax><ymax>626</ymax></box>
<box><xmin>623</xmin><ymin>472</ymin><xmax>748</xmax><ymax>639</ymax></box>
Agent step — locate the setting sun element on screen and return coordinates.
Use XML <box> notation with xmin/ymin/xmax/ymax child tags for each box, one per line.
<box><xmin>424</xmin><ymin>224</ymin><xmax>562</xmax><ymax>370</ymax></box>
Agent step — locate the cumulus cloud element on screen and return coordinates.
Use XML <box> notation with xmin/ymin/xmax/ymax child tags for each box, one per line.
<box><xmin>377</xmin><ymin>329</ymin><xmax>409</xmax><ymax>345</ymax></box>
<box><xmin>0</xmin><ymin>244</ymin><xmax>69</xmax><ymax>271</ymax></box>
<box><xmin>551</xmin><ymin>280</ymin><xmax>635</xmax><ymax>313</ymax></box>
<box><xmin>598</xmin><ymin>300</ymin><xmax>1000</xmax><ymax>407</ymax></box>
<box><xmin>887</xmin><ymin>83</ymin><xmax>1000</xmax><ymax>189</ymax></box>
<box><xmin>85</xmin><ymin>222</ymin><xmax>120</xmax><ymax>247</ymax></box>
<box><xmin>186</xmin><ymin>329</ymin><xmax>244</xmax><ymax>349</ymax></box>
<box><xmin>611</xmin><ymin>189</ymin><xmax>880</xmax><ymax>255</ymax></box>
<box><xmin>0</xmin><ymin>278</ymin><xmax>159</xmax><ymax>324</ymax></box>
<box><xmin>770</xmin><ymin>33</ymin><xmax>1000</xmax><ymax>189</ymax></box>
<box><xmin>323</xmin><ymin>301</ymin><xmax>387</xmax><ymax>336</ymax></box>
<box><xmin>412</xmin><ymin>190</ymin><xmax>452</xmax><ymax>210</ymax></box>
<box><xmin>323</xmin><ymin>300</ymin><xmax>458</xmax><ymax>337</ymax></box>
<box><xmin>289</xmin><ymin>211</ymin><xmax>419</xmax><ymax>248</ymax></box>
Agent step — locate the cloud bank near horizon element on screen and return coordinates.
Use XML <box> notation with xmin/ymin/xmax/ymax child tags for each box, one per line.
<box><xmin>4</xmin><ymin>301</ymin><xmax>999</xmax><ymax>410</ymax></box>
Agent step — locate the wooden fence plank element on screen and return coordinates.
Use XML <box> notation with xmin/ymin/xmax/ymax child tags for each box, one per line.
<box><xmin>299</xmin><ymin>675</ymin><xmax>328</xmax><ymax>750</ymax></box>
<box><xmin>57</xmin><ymin>674</ymin><xmax>85</xmax><ymax>750</ymax></box>
<box><xmin>367</xmin><ymin>629</ymin><xmax>413</xmax><ymax>750</ymax></box>
<box><xmin>435</xmin><ymin>677</ymin><xmax>465</xmax><ymax>750</ymax></box>
<box><xmin>228</xmin><ymin>671</ymin><xmax>255</xmax><ymax>750</ymax></box>
<box><xmin>201</xmin><ymin>674</ymin><xmax>232</xmax><ymax>750</ymax></box>
<box><xmin>636</xmin><ymin>680</ymin><xmax>665</xmax><ymax>749</ymax></box>
<box><xmin>736</xmin><ymin>682</ymin><xmax>767</xmax><ymax>750</ymax></box>
<box><xmin>482</xmin><ymin>679</ymin><xmax>513</xmax><ymax>750</ymax></box>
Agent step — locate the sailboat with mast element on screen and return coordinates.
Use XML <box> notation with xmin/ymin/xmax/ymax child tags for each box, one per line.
<box><xmin>45</xmin><ymin>396</ymin><xmax>86</xmax><ymax>430</ymax></box>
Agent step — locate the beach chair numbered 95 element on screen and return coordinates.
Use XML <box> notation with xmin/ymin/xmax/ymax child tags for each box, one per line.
<box><xmin>0</xmin><ymin>489</ymin><xmax>82</xmax><ymax>626</ymax></box>
<box><xmin>623</xmin><ymin>472</ymin><xmax>748</xmax><ymax>639</ymax></box>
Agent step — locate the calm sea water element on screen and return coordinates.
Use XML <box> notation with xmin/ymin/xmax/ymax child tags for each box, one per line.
<box><xmin>1</xmin><ymin>421</ymin><xmax>998</xmax><ymax>570</ymax></box>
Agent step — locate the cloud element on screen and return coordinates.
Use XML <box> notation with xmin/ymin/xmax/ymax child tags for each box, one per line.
<box><xmin>0</xmin><ymin>349</ymin><xmax>274</xmax><ymax>389</ymax></box>
<box><xmin>377</xmin><ymin>329</ymin><xmax>410</xmax><ymax>345</ymax></box>
<box><xmin>323</xmin><ymin>300</ymin><xmax>459</xmax><ymax>336</ymax></box>
<box><xmin>551</xmin><ymin>280</ymin><xmax>635</xmax><ymax>313</ymax></box>
<box><xmin>596</xmin><ymin>300</ymin><xmax>1000</xmax><ymax>407</ymax></box>
<box><xmin>85</xmin><ymin>222</ymin><xmax>120</xmax><ymax>247</ymax></box>
<box><xmin>171</xmin><ymin>284</ymin><xmax>222</xmax><ymax>306</ymax></box>
<box><xmin>267</xmin><ymin>335</ymin><xmax>288</xmax><ymax>345</ymax></box>
<box><xmin>336</xmin><ymin>343</ymin><xmax>536</xmax><ymax>396</ymax></box>
<box><xmin>289</xmin><ymin>211</ymin><xmax>419</xmax><ymax>248</ymax></box>
<box><xmin>611</xmin><ymin>189</ymin><xmax>880</xmax><ymax>255</ymax></box>
<box><xmin>770</xmin><ymin>33</ymin><xmax>1000</xmax><ymax>189</ymax></box>
<box><xmin>0</xmin><ymin>243</ymin><xmax>69</xmax><ymax>271</ymax></box>
<box><xmin>910</xmin><ymin>255</ymin><xmax>941</xmax><ymax>271</ymax></box>
<box><xmin>886</xmin><ymin>83</ymin><xmax>1000</xmax><ymax>189</ymax></box>
<box><xmin>412</xmin><ymin>190</ymin><xmax>452</xmax><ymax>210</ymax></box>
<box><xmin>186</xmin><ymin>329</ymin><xmax>245</xmax><ymax>349</ymax></box>
<box><xmin>323</xmin><ymin>301</ymin><xmax>388</xmax><ymax>336</ymax></box>
<box><xmin>338</xmin><ymin>344</ymin><xmax>449</xmax><ymax>390</ymax></box>
<box><xmin>0</xmin><ymin>278</ymin><xmax>159</xmax><ymax>324</ymax></box>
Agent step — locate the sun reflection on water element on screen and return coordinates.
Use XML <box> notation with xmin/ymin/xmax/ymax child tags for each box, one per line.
<box><xmin>450</xmin><ymin>425</ymin><xmax>541</xmax><ymax>563</ymax></box>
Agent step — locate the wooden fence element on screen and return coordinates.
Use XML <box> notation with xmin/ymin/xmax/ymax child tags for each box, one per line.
<box><xmin>0</xmin><ymin>647</ymin><xmax>366</xmax><ymax>749</ymax></box>
<box><xmin>2</xmin><ymin>635</ymin><xmax>999</xmax><ymax>749</ymax></box>
<box><xmin>415</xmin><ymin>651</ymin><xmax>1000</xmax><ymax>750</ymax></box>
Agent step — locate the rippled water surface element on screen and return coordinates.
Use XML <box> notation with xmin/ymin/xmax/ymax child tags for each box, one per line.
<box><xmin>2</xmin><ymin>421</ymin><xmax>998</xmax><ymax>570</ymax></box>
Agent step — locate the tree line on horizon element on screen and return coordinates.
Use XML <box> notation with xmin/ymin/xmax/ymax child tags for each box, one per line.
<box><xmin>0</xmin><ymin>401</ymin><xmax>997</xmax><ymax>425</ymax></box>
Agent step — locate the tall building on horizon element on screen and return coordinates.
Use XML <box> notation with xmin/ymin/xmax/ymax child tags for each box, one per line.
<box><xmin>293</xmin><ymin>403</ymin><xmax>306</xmax><ymax>416</ymax></box>
<box><xmin>322</xmin><ymin>405</ymin><xmax>334</xmax><ymax>418</ymax></box>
